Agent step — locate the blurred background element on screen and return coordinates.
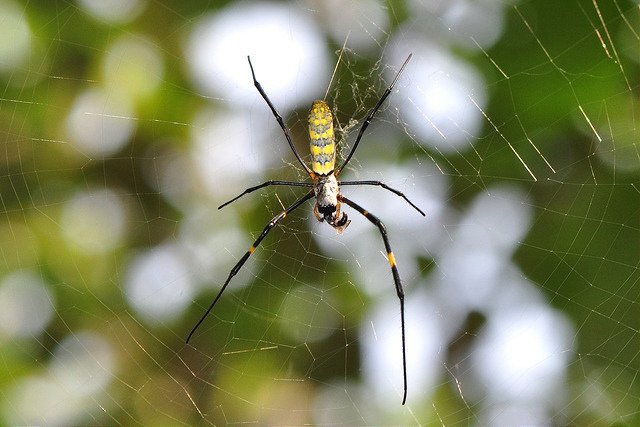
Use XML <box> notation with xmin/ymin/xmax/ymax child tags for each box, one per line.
<box><xmin>1</xmin><ymin>0</ymin><xmax>639</xmax><ymax>425</ymax></box>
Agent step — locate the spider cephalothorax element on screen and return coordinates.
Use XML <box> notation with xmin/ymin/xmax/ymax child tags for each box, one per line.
<box><xmin>312</xmin><ymin>174</ymin><xmax>350</xmax><ymax>233</ymax></box>
<box><xmin>187</xmin><ymin>54</ymin><xmax>422</xmax><ymax>405</ymax></box>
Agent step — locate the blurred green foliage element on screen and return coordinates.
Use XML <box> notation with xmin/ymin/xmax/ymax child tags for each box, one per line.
<box><xmin>1</xmin><ymin>0</ymin><xmax>639</xmax><ymax>425</ymax></box>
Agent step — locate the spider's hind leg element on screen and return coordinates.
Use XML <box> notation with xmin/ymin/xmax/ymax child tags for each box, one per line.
<box><xmin>338</xmin><ymin>194</ymin><xmax>408</xmax><ymax>404</ymax></box>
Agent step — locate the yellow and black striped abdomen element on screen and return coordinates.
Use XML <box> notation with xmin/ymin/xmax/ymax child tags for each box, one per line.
<box><xmin>308</xmin><ymin>100</ymin><xmax>335</xmax><ymax>176</ymax></box>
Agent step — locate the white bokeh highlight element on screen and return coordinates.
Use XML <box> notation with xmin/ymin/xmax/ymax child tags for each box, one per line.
<box><xmin>0</xmin><ymin>270</ymin><xmax>54</xmax><ymax>338</ymax></box>
<box><xmin>388</xmin><ymin>42</ymin><xmax>487</xmax><ymax>153</ymax></box>
<box><xmin>125</xmin><ymin>244</ymin><xmax>194</xmax><ymax>323</ymax></box>
<box><xmin>4</xmin><ymin>376</ymin><xmax>82</xmax><ymax>426</ymax></box>
<box><xmin>434</xmin><ymin>185</ymin><xmax>534</xmax><ymax>312</ymax></box>
<box><xmin>65</xmin><ymin>88</ymin><xmax>135</xmax><ymax>157</ymax></box>
<box><xmin>361</xmin><ymin>290</ymin><xmax>441</xmax><ymax>406</ymax></box>
<box><xmin>424</xmin><ymin>185</ymin><xmax>575</xmax><ymax>422</ymax></box>
<box><xmin>310</xmin><ymin>0</ymin><xmax>390</xmax><ymax>52</ymax></box>
<box><xmin>49</xmin><ymin>331</ymin><xmax>116</xmax><ymax>396</ymax></box>
<box><xmin>61</xmin><ymin>188</ymin><xmax>127</xmax><ymax>254</ymax></box>
<box><xmin>0</xmin><ymin>0</ymin><xmax>31</xmax><ymax>72</ymax></box>
<box><xmin>186</xmin><ymin>2</ymin><xmax>329</xmax><ymax>111</ymax></box>
<box><xmin>407</xmin><ymin>0</ymin><xmax>507</xmax><ymax>50</ymax></box>
<box><xmin>78</xmin><ymin>0</ymin><xmax>147</xmax><ymax>24</ymax></box>
<box><xmin>473</xmin><ymin>304</ymin><xmax>572</xmax><ymax>401</ymax></box>
<box><xmin>191</xmin><ymin>108</ymin><xmax>281</xmax><ymax>202</ymax></box>
<box><xmin>178</xmin><ymin>203</ymin><xmax>256</xmax><ymax>295</ymax></box>
<box><xmin>102</xmin><ymin>34</ymin><xmax>164</xmax><ymax>101</ymax></box>
<box><xmin>3</xmin><ymin>331</ymin><xmax>116</xmax><ymax>426</ymax></box>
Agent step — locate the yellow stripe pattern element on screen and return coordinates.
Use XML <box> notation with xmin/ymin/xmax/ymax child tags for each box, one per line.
<box><xmin>308</xmin><ymin>100</ymin><xmax>335</xmax><ymax>175</ymax></box>
<box><xmin>388</xmin><ymin>251</ymin><xmax>396</xmax><ymax>268</ymax></box>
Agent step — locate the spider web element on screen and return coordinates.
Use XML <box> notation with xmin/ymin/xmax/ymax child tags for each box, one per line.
<box><xmin>1</xmin><ymin>0</ymin><xmax>639</xmax><ymax>425</ymax></box>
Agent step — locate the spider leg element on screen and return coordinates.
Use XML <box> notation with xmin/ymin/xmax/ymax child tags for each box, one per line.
<box><xmin>247</xmin><ymin>56</ymin><xmax>313</xmax><ymax>176</ymax></box>
<box><xmin>336</xmin><ymin>54</ymin><xmax>412</xmax><ymax>176</ymax></box>
<box><xmin>219</xmin><ymin>180</ymin><xmax>313</xmax><ymax>209</ymax></box>
<box><xmin>187</xmin><ymin>191</ymin><xmax>314</xmax><ymax>344</ymax></box>
<box><xmin>339</xmin><ymin>180</ymin><xmax>425</xmax><ymax>216</ymax></box>
<box><xmin>338</xmin><ymin>195</ymin><xmax>408</xmax><ymax>405</ymax></box>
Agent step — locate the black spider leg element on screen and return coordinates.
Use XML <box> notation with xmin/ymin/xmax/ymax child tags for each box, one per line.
<box><xmin>339</xmin><ymin>180</ymin><xmax>425</xmax><ymax>216</ymax></box>
<box><xmin>336</xmin><ymin>54</ymin><xmax>412</xmax><ymax>176</ymax></box>
<box><xmin>338</xmin><ymin>195</ymin><xmax>408</xmax><ymax>405</ymax></box>
<box><xmin>219</xmin><ymin>181</ymin><xmax>313</xmax><ymax>209</ymax></box>
<box><xmin>186</xmin><ymin>191</ymin><xmax>314</xmax><ymax>344</ymax></box>
<box><xmin>247</xmin><ymin>56</ymin><xmax>313</xmax><ymax>176</ymax></box>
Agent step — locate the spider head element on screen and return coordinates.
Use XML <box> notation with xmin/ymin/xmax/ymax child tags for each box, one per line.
<box><xmin>328</xmin><ymin>209</ymin><xmax>350</xmax><ymax>234</ymax></box>
<box><xmin>316</xmin><ymin>203</ymin><xmax>351</xmax><ymax>234</ymax></box>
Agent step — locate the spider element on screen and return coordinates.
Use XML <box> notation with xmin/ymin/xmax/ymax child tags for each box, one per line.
<box><xmin>186</xmin><ymin>54</ymin><xmax>424</xmax><ymax>405</ymax></box>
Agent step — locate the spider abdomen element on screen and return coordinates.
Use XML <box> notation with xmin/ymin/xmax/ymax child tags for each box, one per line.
<box><xmin>308</xmin><ymin>100</ymin><xmax>335</xmax><ymax>176</ymax></box>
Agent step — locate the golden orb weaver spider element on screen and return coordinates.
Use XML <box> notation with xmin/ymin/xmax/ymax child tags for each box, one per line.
<box><xmin>186</xmin><ymin>54</ymin><xmax>424</xmax><ymax>405</ymax></box>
